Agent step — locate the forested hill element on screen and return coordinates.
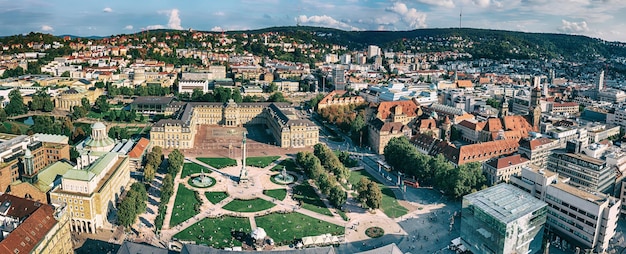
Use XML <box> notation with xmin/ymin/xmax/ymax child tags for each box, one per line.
<box><xmin>237</xmin><ymin>26</ymin><xmax>626</xmax><ymax>61</ymax></box>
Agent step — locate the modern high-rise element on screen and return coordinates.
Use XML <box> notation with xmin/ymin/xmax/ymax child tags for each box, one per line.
<box><xmin>367</xmin><ymin>45</ymin><xmax>381</xmax><ymax>58</ymax></box>
<box><xmin>461</xmin><ymin>184</ymin><xmax>547</xmax><ymax>254</ymax></box>
<box><xmin>510</xmin><ymin>166</ymin><xmax>621</xmax><ymax>254</ymax></box>
<box><xmin>547</xmin><ymin>151</ymin><xmax>615</xmax><ymax>194</ymax></box>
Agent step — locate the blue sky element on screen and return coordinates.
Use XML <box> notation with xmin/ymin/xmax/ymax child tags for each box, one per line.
<box><xmin>2</xmin><ymin>0</ymin><xmax>625</xmax><ymax>42</ymax></box>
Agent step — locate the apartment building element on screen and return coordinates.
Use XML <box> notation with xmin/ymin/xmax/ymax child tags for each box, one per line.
<box><xmin>510</xmin><ymin>167</ymin><xmax>620</xmax><ymax>253</ymax></box>
<box><xmin>547</xmin><ymin>151</ymin><xmax>615</xmax><ymax>194</ymax></box>
<box><xmin>483</xmin><ymin>154</ymin><xmax>530</xmax><ymax>185</ymax></box>
<box><xmin>518</xmin><ymin>137</ymin><xmax>560</xmax><ymax>168</ymax></box>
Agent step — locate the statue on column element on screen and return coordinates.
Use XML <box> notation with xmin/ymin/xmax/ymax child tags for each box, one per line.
<box><xmin>239</xmin><ymin>131</ymin><xmax>249</xmax><ymax>183</ymax></box>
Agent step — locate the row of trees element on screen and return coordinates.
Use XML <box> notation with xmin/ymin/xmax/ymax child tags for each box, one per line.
<box><xmin>117</xmin><ymin>182</ymin><xmax>148</xmax><ymax>227</ymax></box>
<box><xmin>180</xmin><ymin>86</ymin><xmax>289</xmax><ymax>104</ymax></box>
<box><xmin>143</xmin><ymin>147</ymin><xmax>163</xmax><ymax>183</ymax></box>
<box><xmin>383</xmin><ymin>137</ymin><xmax>487</xmax><ymax>199</ymax></box>
<box><xmin>296</xmin><ymin>150</ymin><xmax>347</xmax><ymax>208</ymax></box>
<box><xmin>153</xmin><ymin>148</ymin><xmax>184</xmax><ymax>231</ymax></box>
<box><xmin>317</xmin><ymin>104</ymin><xmax>368</xmax><ymax>146</ymax></box>
<box><xmin>29</xmin><ymin>90</ymin><xmax>54</xmax><ymax>112</ymax></box>
<box><xmin>107</xmin><ymin>83</ymin><xmax>172</xmax><ymax>97</ymax></box>
<box><xmin>105</xmin><ymin>110</ymin><xmax>144</xmax><ymax>123</ymax></box>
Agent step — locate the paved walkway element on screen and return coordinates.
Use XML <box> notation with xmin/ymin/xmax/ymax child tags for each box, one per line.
<box><xmin>154</xmin><ymin>155</ymin><xmax>405</xmax><ymax>249</ymax></box>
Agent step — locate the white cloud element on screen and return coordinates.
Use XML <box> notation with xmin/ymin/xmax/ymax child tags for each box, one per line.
<box><xmin>385</xmin><ymin>3</ymin><xmax>427</xmax><ymax>29</ymax></box>
<box><xmin>146</xmin><ymin>25</ymin><xmax>165</xmax><ymax>30</ymax></box>
<box><xmin>558</xmin><ymin>19</ymin><xmax>589</xmax><ymax>33</ymax></box>
<box><xmin>214</xmin><ymin>11</ymin><xmax>225</xmax><ymax>16</ymax></box>
<box><xmin>473</xmin><ymin>0</ymin><xmax>491</xmax><ymax>8</ymax></box>
<box><xmin>417</xmin><ymin>0</ymin><xmax>455</xmax><ymax>8</ymax></box>
<box><xmin>211</xmin><ymin>26</ymin><xmax>223</xmax><ymax>32</ymax></box>
<box><xmin>41</xmin><ymin>25</ymin><xmax>54</xmax><ymax>32</ymax></box>
<box><xmin>103</xmin><ymin>7</ymin><xmax>113</xmax><ymax>13</ymax></box>
<box><xmin>168</xmin><ymin>9</ymin><xmax>183</xmax><ymax>30</ymax></box>
<box><xmin>295</xmin><ymin>15</ymin><xmax>361</xmax><ymax>31</ymax></box>
<box><xmin>124</xmin><ymin>25</ymin><xmax>134</xmax><ymax>30</ymax></box>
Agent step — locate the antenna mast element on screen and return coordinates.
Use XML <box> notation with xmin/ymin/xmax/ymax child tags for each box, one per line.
<box><xmin>459</xmin><ymin>8</ymin><xmax>463</xmax><ymax>29</ymax></box>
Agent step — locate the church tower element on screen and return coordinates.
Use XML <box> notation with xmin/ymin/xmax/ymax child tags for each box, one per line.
<box><xmin>529</xmin><ymin>87</ymin><xmax>542</xmax><ymax>130</ymax></box>
<box><xmin>441</xmin><ymin>115</ymin><xmax>451</xmax><ymax>142</ymax></box>
<box><xmin>498</xmin><ymin>96</ymin><xmax>509</xmax><ymax>119</ymax></box>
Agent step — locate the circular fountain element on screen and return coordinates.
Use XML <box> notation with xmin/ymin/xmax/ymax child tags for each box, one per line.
<box><xmin>189</xmin><ymin>168</ymin><xmax>216</xmax><ymax>188</ymax></box>
<box><xmin>272</xmin><ymin>167</ymin><xmax>295</xmax><ymax>184</ymax></box>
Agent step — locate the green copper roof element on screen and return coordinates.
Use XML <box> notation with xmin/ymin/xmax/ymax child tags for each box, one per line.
<box><xmin>34</xmin><ymin>161</ymin><xmax>74</xmax><ymax>192</ymax></box>
<box><xmin>63</xmin><ymin>152</ymin><xmax>118</xmax><ymax>181</ymax></box>
<box><xmin>84</xmin><ymin>136</ymin><xmax>115</xmax><ymax>148</ymax></box>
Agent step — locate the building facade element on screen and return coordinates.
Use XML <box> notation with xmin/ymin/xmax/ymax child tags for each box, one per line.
<box><xmin>518</xmin><ymin>137</ymin><xmax>560</xmax><ymax>168</ymax></box>
<box><xmin>547</xmin><ymin>152</ymin><xmax>615</xmax><ymax>194</ymax></box>
<box><xmin>483</xmin><ymin>154</ymin><xmax>530</xmax><ymax>185</ymax></box>
<box><xmin>150</xmin><ymin>100</ymin><xmax>319</xmax><ymax>149</ymax></box>
<box><xmin>50</xmin><ymin>152</ymin><xmax>130</xmax><ymax>234</ymax></box>
<box><xmin>461</xmin><ymin>184</ymin><xmax>547</xmax><ymax>254</ymax></box>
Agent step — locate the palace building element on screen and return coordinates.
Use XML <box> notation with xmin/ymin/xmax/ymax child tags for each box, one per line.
<box><xmin>150</xmin><ymin>99</ymin><xmax>319</xmax><ymax>149</ymax></box>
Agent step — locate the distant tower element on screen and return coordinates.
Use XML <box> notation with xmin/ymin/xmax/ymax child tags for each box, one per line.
<box><xmin>239</xmin><ymin>131</ymin><xmax>249</xmax><ymax>183</ymax></box>
<box><xmin>499</xmin><ymin>96</ymin><xmax>509</xmax><ymax>119</ymax></box>
<box><xmin>532</xmin><ymin>76</ymin><xmax>541</xmax><ymax>89</ymax></box>
<box><xmin>529</xmin><ymin>87</ymin><xmax>542</xmax><ymax>130</ymax></box>
<box><xmin>441</xmin><ymin>116</ymin><xmax>451</xmax><ymax>142</ymax></box>
<box><xmin>459</xmin><ymin>8</ymin><xmax>463</xmax><ymax>29</ymax></box>
<box><xmin>597</xmin><ymin>70</ymin><xmax>605</xmax><ymax>91</ymax></box>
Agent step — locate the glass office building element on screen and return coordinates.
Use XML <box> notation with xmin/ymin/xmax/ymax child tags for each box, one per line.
<box><xmin>461</xmin><ymin>184</ymin><xmax>548</xmax><ymax>254</ymax></box>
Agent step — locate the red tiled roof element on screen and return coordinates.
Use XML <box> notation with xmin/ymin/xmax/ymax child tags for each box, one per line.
<box><xmin>376</xmin><ymin>100</ymin><xmax>420</xmax><ymax>120</ymax></box>
<box><xmin>485</xmin><ymin>154</ymin><xmax>529</xmax><ymax>169</ymax></box>
<box><xmin>553</xmin><ymin>102</ymin><xmax>578</xmax><ymax>107</ymax></box>
<box><xmin>0</xmin><ymin>195</ymin><xmax>57</xmax><ymax>254</ymax></box>
<box><xmin>128</xmin><ymin>138</ymin><xmax>150</xmax><ymax>159</ymax></box>
<box><xmin>484</xmin><ymin>118</ymin><xmax>503</xmax><ymax>132</ymax></box>
<box><xmin>456</xmin><ymin>80</ymin><xmax>473</xmax><ymax>88</ymax></box>
<box><xmin>519</xmin><ymin>137</ymin><xmax>555</xmax><ymax>150</ymax></box>
<box><xmin>418</xmin><ymin>118</ymin><xmax>437</xmax><ymax>130</ymax></box>
<box><xmin>456</xmin><ymin>139</ymin><xmax>520</xmax><ymax>165</ymax></box>
<box><xmin>458</xmin><ymin>120</ymin><xmax>485</xmax><ymax>131</ymax></box>
<box><xmin>502</xmin><ymin>115</ymin><xmax>535</xmax><ymax>136</ymax></box>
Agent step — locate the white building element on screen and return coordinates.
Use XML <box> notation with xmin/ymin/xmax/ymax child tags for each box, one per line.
<box><xmin>178</xmin><ymin>80</ymin><xmax>209</xmax><ymax>94</ymax></box>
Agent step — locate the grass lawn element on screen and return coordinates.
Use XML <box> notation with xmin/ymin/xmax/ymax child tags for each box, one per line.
<box><xmin>271</xmin><ymin>159</ymin><xmax>299</xmax><ymax>172</ymax></box>
<box><xmin>169</xmin><ymin>185</ymin><xmax>201</xmax><ymax>227</ymax></box>
<box><xmin>2</xmin><ymin>121</ymin><xmax>30</xmax><ymax>133</ymax></box>
<box><xmin>292</xmin><ymin>182</ymin><xmax>332</xmax><ymax>217</ymax></box>
<box><xmin>205</xmin><ymin>191</ymin><xmax>228</xmax><ymax>204</ymax></box>
<box><xmin>263</xmin><ymin>189</ymin><xmax>287</xmax><ymax>201</ymax></box>
<box><xmin>87</xmin><ymin>111</ymin><xmax>106</xmax><ymax>119</ymax></box>
<box><xmin>181</xmin><ymin>162</ymin><xmax>211</xmax><ymax>179</ymax></box>
<box><xmin>197</xmin><ymin>157</ymin><xmax>237</xmax><ymax>169</ymax></box>
<box><xmin>348</xmin><ymin>170</ymin><xmax>408</xmax><ymax>218</ymax></box>
<box><xmin>173</xmin><ymin>216</ymin><xmax>251</xmax><ymax>249</ymax></box>
<box><xmin>222</xmin><ymin>198</ymin><xmax>276</xmax><ymax>212</ymax></box>
<box><xmin>245</xmin><ymin>156</ymin><xmax>280</xmax><ymax>168</ymax></box>
<box><xmin>255</xmin><ymin>213</ymin><xmax>344</xmax><ymax>246</ymax></box>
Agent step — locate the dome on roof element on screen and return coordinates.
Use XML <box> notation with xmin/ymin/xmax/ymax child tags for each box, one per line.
<box><xmin>251</xmin><ymin>227</ymin><xmax>267</xmax><ymax>240</ymax></box>
<box><xmin>92</xmin><ymin>122</ymin><xmax>106</xmax><ymax>130</ymax></box>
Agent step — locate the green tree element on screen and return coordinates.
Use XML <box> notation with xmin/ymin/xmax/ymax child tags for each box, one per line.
<box><xmin>144</xmin><ymin>164</ymin><xmax>156</xmax><ymax>183</ymax></box>
<box><xmin>60</xmin><ymin>71</ymin><xmax>70</xmax><ymax>77</ymax></box>
<box><xmin>349</xmin><ymin>114</ymin><xmax>366</xmax><ymax>146</ymax></box>
<box><xmin>0</xmin><ymin>108</ymin><xmax>7</xmax><ymax>122</ymax></box>
<box><xmin>69</xmin><ymin>147</ymin><xmax>80</xmax><ymax>163</ymax></box>
<box><xmin>365</xmin><ymin>181</ymin><xmax>382</xmax><ymax>209</ymax></box>
<box><xmin>94</xmin><ymin>95</ymin><xmax>110</xmax><ymax>113</ymax></box>
<box><xmin>117</xmin><ymin>196</ymin><xmax>137</xmax><ymax>227</ymax></box>
<box><xmin>232</xmin><ymin>88</ymin><xmax>243</xmax><ymax>103</ymax></box>
<box><xmin>5</xmin><ymin>89</ymin><xmax>27</xmax><ymax>116</ymax></box>
<box><xmin>267</xmin><ymin>92</ymin><xmax>288</xmax><ymax>102</ymax></box>
<box><xmin>328</xmin><ymin>185</ymin><xmax>347</xmax><ymax>208</ymax></box>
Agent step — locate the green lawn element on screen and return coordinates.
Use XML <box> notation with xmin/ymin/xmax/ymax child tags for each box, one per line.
<box><xmin>173</xmin><ymin>216</ymin><xmax>251</xmax><ymax>249</ymax></box>
<box><xmin>181</xmin><ymin>162</ymin><xmax>211</xmax><ymax>178</ymax></box>
<box><xmin>222</xmin><ymin>198</ymin><xmax>276</xmax><ymax>212</ymax></box>
<box><xmin>255</xmin><ymin>213</ymin><xmax>344</xmax><ymax>246</ymax></box>
<box><xmin>197</xmin><ymin>157</ymin><xmax>237</xmax><ymax>169</ymax></box>
<box><xmin>245</xmin><ymin>156</ymin><xmax>280</xmax><ymax>168</ymax></box>
<box><xmin>205</xmin><ymin>191</ymin><xmax>229</xmax><ymax>204</ymax></box>
<box><xmin>348</xmin><ymin>170</ymin><xmax>408</xmax><ymax>218</ymax></box>
<box><xmin>169</xmin><ymin>185</ymin><xmax>201</xmax><ymax>227</ymax></box>
<box><xmin>263</xmin><ymin>189</ymin><xmax>287</xmax><ymax>201</ymax></box>
<box><xmin>1</xmin><ymin>121</ymin><xmax>30</xmax><ymax>134</ymax></box>
<box><xmin>292</xmin><ymin>182</ymin><xmax>332</xmax><ymax>217</ymax></box>
<box><xmin>271</xmin><ymin>159</ymin><xmax>299</xmax><ymax>172</ymax></box>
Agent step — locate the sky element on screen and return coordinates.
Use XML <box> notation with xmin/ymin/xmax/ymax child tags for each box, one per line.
<box><xmin>2</xmin><ymin>0</ymin><xmax>625</xmax><ymax>42</ymax></box>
